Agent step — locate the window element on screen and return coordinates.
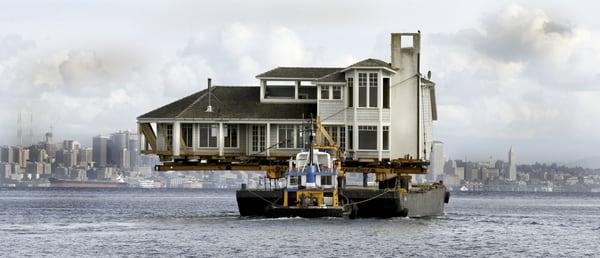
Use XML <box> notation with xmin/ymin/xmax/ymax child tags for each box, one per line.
<box><xmin>299</xmin><ymin>84</ymin><xmax>316</xmax><ymax>99</ymax></box>
<box><xmin>323</xmin><ymin>126</ymin><xmax>337</xmax><ymax>146</ymax></box>
<box><xmin>383</xmin><ymin>78</ymin><xmax>390</xmax><ymax>109</ymax></box>
<box><xmin>278</xmin><ymin>125</ymin><xmax>295</xmax><ymax>149</ymax></box>
<box><xmin>347</xmin><ymin>78</ymin><xmax>353</xmax><ymax>107</ymax></box>
<box><xmin>383</xmin><ymin>126</ymin><xmax>389</xmax><ymax>150</ymax></box>
<box><xmin>320</xmin><ymin>176</ymin><xmax>332</xmax><ymax>186</ymax></box>
<box><xmin>320</xmin><ymin>85</ymin><xmax>329</xmax><ymax>100</ymax></box>
<box><xmin>296</xmin><ymin>125</ymin><xmax>310</xmax><ymax>149</ymax></box>
<box><xmin>369</xmin><ymin>73</ymin><xmax>378</xmax><ymax>107</ymax></box>
<box><xmin>251</xmin><ymin>125</ymin><xmax>266</xmax><ymax>152</ymax></box>
<box><xmin>224</xmin><ymin>124</ymin><xmax>238</xmax><ymax>148</ymax></box>
<box><xmin>181</xmin><ymin>124</ymin><xmax>193</xmax><ymax>149</ymax></box>
<box><xmin>332</xmin><ymin>86</ymin><xmax>342</xmax><ymax>99</ymax></box>
<box><xmin>265</xmin><ymin>80</ymin><xmax>295</xmax><ymax>99</ymax></box>
<box><xmin>199</xmin><ymin>124</ymin><xmax>218</xmax><ymax>148</ymax></box>
<box><xmin>348</xmin><ymin>126</ymin><xmax>353</xmax><ymax>150</ymax></box>
<box><xmin>358</xmin><ymin>126</ymin><xmax>377</xmax><ymax>150</ymax></box>
<box><xmin>290</xmin><ymin>176</ymin><xmax>299</xmax><ymax>186</ymax></box>
<box><xmin>358</xmin><ymin>73</ymin><xmax>367</xmax><ymax>107</ymax></box>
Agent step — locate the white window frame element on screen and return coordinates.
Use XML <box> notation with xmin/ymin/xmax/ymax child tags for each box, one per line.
<box><xmin>357</xmin><ymin>72</ymin><xmax>380</xmax><ymax>108</ymax></box>
<box><xmin>224</xmin><ymin>124</ymin><xmax>239</xmax><ymax>149</ymax></box>
<box><xmin>277</xmin><ymin>124</ymin><xmax>296</xmax><ymax>149</ymax></box>
<box><xmin>198</xmin><ymin>124</ymin><xmax>218</xmax><ymax>148</ymax></box>
<box><xmin>358</xmin><ymin>125</ymin><xmax>377</xmax><ymax>150</ymax></box>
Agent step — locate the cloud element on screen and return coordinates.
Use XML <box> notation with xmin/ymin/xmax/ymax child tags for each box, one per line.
<box><xmin>427</xmin><ymin>4</ymin><xmax>600</xmax><ymax>161</ymax></box>
<box><xmin>59</xmin><ymin>50</ymin><xmax>109</xmax><ymax>96</ymax></box>
<box><xmin>161</xmin><ymin>55</ymin><xmax>216</xmax><ymax>97</ymax></box>
<box><xmin>0</xmin><ymin>34</ymin><xmax>35</xmax><ymax>60</ymax></box>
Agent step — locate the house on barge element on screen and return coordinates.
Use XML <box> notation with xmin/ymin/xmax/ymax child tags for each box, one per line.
<box><xmin>137</xmin><ymin>32</ymin><xmax>437</xmax><ymax>163</ymax></box>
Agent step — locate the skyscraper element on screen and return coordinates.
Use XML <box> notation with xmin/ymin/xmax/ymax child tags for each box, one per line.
<box><xmin>428</xmin><ymin>141</ymin><xmax>444</xmax><ymax>181</ymax></box>
<box><xmin>128</xmin><ymin>138</ymin><xmax>138</xmax><ymax>169</ymax></box>
<box><xmin>92</xmin><ymin>135</ymin><xmax>109</xmax><ymax>167</ymax></box>
<box><xmin>508</xmin><ymin>146</ymin><xmax>517</xmax><ymax>181</ymax></box>
<box><xmin>110</xmin><ymin>131</ymin><xmax>130</xmax><ymax>169</ymax></box>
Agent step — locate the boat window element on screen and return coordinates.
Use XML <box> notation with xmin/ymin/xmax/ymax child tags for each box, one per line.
<box><xmin>320</xmin><ymin>176</ymin><xmax>332</xmax><ymax>186</ymax></box>
<box><xmin>317</xmin><ymin>154</ymin><xmax>330</xmax><ymax>169</ymax></box>
<box><xmin>290</xmin><ymin>176</ymin><xmax>299</xmax><ymax>186</ymax></box>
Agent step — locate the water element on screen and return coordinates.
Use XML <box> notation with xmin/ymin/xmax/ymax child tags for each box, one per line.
<box><xmin>1</xmin><ymin>189</ymin><xmax>599</xmax><ymax>257</ymax></box>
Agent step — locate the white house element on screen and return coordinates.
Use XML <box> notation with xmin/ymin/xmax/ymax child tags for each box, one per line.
<box><xmin>137</xmin><ymin>32</ymin><xmax>437</xmax><ymax>163</ymax></box>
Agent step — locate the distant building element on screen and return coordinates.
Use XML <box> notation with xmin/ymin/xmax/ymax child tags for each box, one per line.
<box><xmin>63</xmin><ymin>140</ymin><xmax>81</xmax><ymax>151</ymax></box>
<box><xmin>78</xmin><ymin>147</ymin><xmax>93</xmax><ymax>167</ymax></box>
<box><xmin>128</xmin><ymin>138</ymin><xmax>138</xmax><ymax>169</ymax></box>
<box><xmin>508</xmin><ymin>146</ymin><xmax>517</xmax><ymax>181</ymax></box>
<box><xmin>54</xmin><ymin>166</ymin><xmax>69</xmax><ymax>179</ymax></box>
<box><xmin>110</xmin><ymin>131</ymin><xmax>129</xmax><ymax>167</ymax></box>
<box><xmin>29</xmin><ymin>147</ymin><xmax>47</xmax><ymax>163</ymax></box>
<box><xmin>443</xmin><ymin>160</ymin><xmax>456</xmax><ymax>176</ymax></box>
<box><xmin>61</xmin><ymin>149</ymin><xmax>78</xmax><ymax>168</ymax></box>
<box><xmin>428</xmin><ymin>141</ymin><xmax>444</xmax><ymax>181</ymax></box>
<box><xmin>0</xmin><ymin>146</ymin><xmax>8</xmax><ymax>163</ymax></box>
<box><xmin>0</xmin><ymin>162</ymin><xmax>11</xmax><ymax>182</ymax></box>
<box><xmin>26</xmin><ymin>162</ymin><xmax>44</xmax><ymax>177</ymax></box>
<box><xmin>92</xmin><ymin>135</ymin><xmax>109</xmax><ymax>167</ymax></box>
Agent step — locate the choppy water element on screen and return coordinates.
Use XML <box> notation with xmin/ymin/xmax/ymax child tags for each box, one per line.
<box><xmin>1</xmin><ymin>189</ymin><xmax>599</xmax><ymax>257</ymax></box>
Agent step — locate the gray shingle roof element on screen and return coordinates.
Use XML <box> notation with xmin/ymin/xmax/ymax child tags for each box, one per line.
<box><xmin>138</xmin><ymin>86</ymin><xmax>316</xmax><ymax>120</ymax></box>
<box><xmin>347</xmin><ymin>58</ymin><xmax>392</xmax><ymax>69</ymax></box>
<box><xmin>316</xmin><ymin>71</ymin><xmax>346</xmax><ymax>83</ymax></box>
<box><xmin>256</xmin><ymin>67</ymin><xmax>342</xmax><ymax>79</ymax></box>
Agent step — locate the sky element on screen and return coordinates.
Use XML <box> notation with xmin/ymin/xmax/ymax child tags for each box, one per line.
<box><xmin>0</xmin><ymin>0</ymin><xmax>599</xmax><ymax>164</ymax></box>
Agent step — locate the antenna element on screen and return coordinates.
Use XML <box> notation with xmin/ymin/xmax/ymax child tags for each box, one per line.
<box><xmin>205</xmin><ymin>78</ymin><xmax>213</xmax><ymax>113</ymax></box>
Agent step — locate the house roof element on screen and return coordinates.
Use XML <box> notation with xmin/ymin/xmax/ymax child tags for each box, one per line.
<box><xmin>348</xmin><ymin>58</ymin><xmax>393</xmax><ymax>69</ymax></box>
<box><xmin>316</xmin><ymin>71</ymin><xmax>346</xmax><ymax>83</ymax></box>
<box><xmin>138</xmin><ymin>86</ymin><xmax>316</xmax><ymax>120</ymax></box>
<box><xmin>256</xmin><ymin>67</ymin><xmax>342</xmax><ymax>79</ymax></box>
<box><xmin>339</xmin><ymin>58</ymin><xmax>396</xmax><ymax>73</ymax></box>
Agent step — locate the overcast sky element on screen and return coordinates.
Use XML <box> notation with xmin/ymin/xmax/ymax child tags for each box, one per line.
<box><xmin>1</xmin><ymin>0</ymin><xmax>599</xmax><ymax>164</ymax></box>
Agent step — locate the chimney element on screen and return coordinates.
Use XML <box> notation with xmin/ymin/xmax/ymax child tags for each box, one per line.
<box><xmin>205</xmin><ymin>78</ymin><xmax>213</xmax><ymax>113</ymax></box>
<box><xmin>391</xmin><ymin>32</ymin><xmax>421</xmax><ymax>70</ymax></box>
<box><xmin>391</xmin><ymin>33</ymin><xmax>402</xmax><ymax>70</ymax></box>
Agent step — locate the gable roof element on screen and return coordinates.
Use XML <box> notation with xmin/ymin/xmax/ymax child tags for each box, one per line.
<box><xmin>348</xmin><ymin>58</ymin><xmax>393</xmax><ymax>68</ymax></box>
<box><xmin>256</xmin><ymin>67</ymin><xmax>342</xmax><ymax>79</ymax></box>
<box><xmin>340</xmin><ymin>58</ymin><xmax>396</xmax><ymax>73</ymax></box>
<box><xmin>138</xmin><ymin>86</ymin><xmax>316</xmax><ymax>120</ymax></box>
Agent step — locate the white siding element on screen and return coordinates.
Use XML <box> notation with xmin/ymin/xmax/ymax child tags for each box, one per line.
<box><xmin>382</xmin><ymin>109</ymin><xmax>391</xmax><ymax>123</ymax></box>
<box><xmin>346</xmin><ymin>108</ymin><xmax>354</xmax><ymax>121</ymax></box>
<box><xmin>422</xmin><ymin>87</ymin><xmax>434</xmax><ymax>160</ymax></box>
<box><xmin>318</xmin><ymin>100</ymin><xmax>345</xmax><ymax>123</ymax></box>
<box><xmin>356</xmin><ymin>108</ymin><xmax>379</xmax><ymax>123</ymax></box>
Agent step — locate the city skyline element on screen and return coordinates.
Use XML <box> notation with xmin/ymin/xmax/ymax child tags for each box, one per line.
<box><xmin>1</xmin><ymin>1</ymin><xmax>600</xmax><ymax>164</ymax></box>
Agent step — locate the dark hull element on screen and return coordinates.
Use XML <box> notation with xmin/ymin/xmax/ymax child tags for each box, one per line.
<box><xmin>48</xmin><ymin>178</ymin><xmax>128</xmax><ymax>188</ymax></box>
<box><xmin>236</xmin><ymin>184</ymin><xmax>447</xmax><ymax>218</ymax></box>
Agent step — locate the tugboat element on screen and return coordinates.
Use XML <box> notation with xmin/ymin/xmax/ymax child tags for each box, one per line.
<box><xmin>265</xmin><ymin>149</ymin><xmax>345</xmax><ymax>218</ymax></box>
<box><xmin>236</xmin><ymin>117</ymin><xmax>449</xmax><ymax>219</ymax></box>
